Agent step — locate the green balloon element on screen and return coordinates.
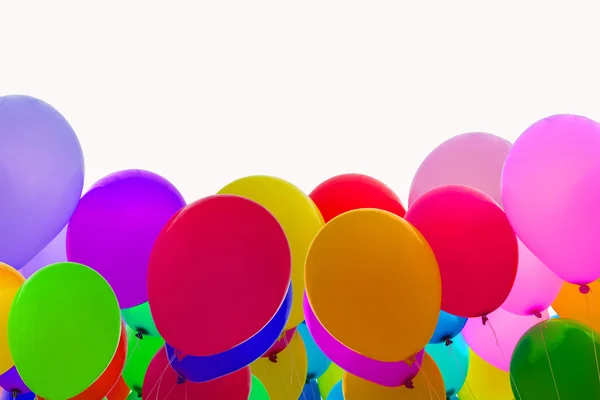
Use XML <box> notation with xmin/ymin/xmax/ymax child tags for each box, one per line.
<box><xmin>127</xmin><ymin>391</ymin><xmax>141</xmax><ymax>399</ymax></box>
<box><xmin>121</xmin><ymin>301</ymin><xmax>160</xmax><ymax>337</ymax></box>
<box><xmin>123</xmin><ymin>324</ymin><xmax>164</xmax><ymax>395</ymax></box>
<box><xmin>511</xmin><ymin>318</ymin><xmax>600</xmax><ymax>399</ymax></box>
<box><xmin>7</xmin><ymin>262</ymin><xmax>121</xmax><ymax>400</ymax></box>
<box><xmin>249</xmin><ymin>375</ymin><xmax>270</xmax><ymax>400</ymax></box>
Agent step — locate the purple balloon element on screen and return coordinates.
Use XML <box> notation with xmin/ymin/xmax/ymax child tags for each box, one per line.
<box><xmin>0</xmin><ymin>367</ymin><xmax>30</xmax><ymax>395</ymax></box>
<box><xmin>19</xmin><ymin>226</ymin><xmax>67</xmax><ymax>279</ymax></box>
<box><xmin>67</xmin><ymin>170</ymin><xmax>185</xmax><ymax>308</ymax></box>
<box><xmin>303</xmin><ymin>295</ymin><xmax>423</xmax><ymax>387</ymax></box>
<box><xmin>0</xmin><ymin>95</ymin><xmax>84</xmax><ymax>268</ymax></box>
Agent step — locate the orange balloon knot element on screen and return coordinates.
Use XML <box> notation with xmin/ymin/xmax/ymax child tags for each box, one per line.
<box><xmin>135</xmin><ymin>331</ymin><xmax>144</xmax><ymax>340</ymax></box>
<box><xmin>405</xmin><ymin>380</ymin><xmax>414</xmax><ymax>389</ymax></box>
<box><xmin>268</xmin><ymin>354</ymin><xmax>278</xmax><ymax>363</ymax></box>
<box><xmin>580</xmin><ymin>284</ymin><xmax>591</xmax><ymax>294</ymax></box>
<box><xmin>177</xmin><ymin>375</ymin><xmax>186</xmax><ymax>385</ymax></box>
<box><xmin>481</xmin><ymin>315</ymin><xmax>489</xmax><ymax>325</ymax></box>
<box><xmin>445</xmin><ymin>338</ymin><xmax>453</xmax><ymax>346</ymax></box>
<box><xmin>533</xmin><ymin>311</ymin><xmax>542</xmax><ymax>319</ymax></box>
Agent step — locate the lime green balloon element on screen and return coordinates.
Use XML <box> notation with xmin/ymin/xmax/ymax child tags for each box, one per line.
<box><xmin>249</xmin><ymin>375</ymin><xmax>270</xmax><ymax>400</ymax></box>
<box><xmin>123</xmin><ymin>324</ymin><xmax>164</xmax><ymax>394</ymax></box>
<box><xmin>121</xmin><ymin>301</ymin><xmax>160</xmax><ymax>337</ymax></box>
<box><xmin>7</xmin><ymin>262</ymin><xmax>121</xmax><ymax>400</ymax></box>
<box><xmin>511</xmin><ymin>318</ymin><xmax>600</xmax><ymax>399</ymax></box>
<box><xmin>317</xmin><ymin>363</ymin><xmax>343</xmax><ymax>398</ymax></box>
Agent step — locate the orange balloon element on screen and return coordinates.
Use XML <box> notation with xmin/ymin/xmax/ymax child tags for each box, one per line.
<box><xmin>38</xmin><ymin>322</ymin><xmax>127</xmax><ymax>400</ymax></box>
<box><xmin>553</xmin><ymin>280</ymin><xmax>600</xmax><ymax>332</ymax></box>
<box><xmin>342</xmin><ymin>352</ymin><xmax>446</xmax><ymax>399</ymax></box>
<box><xmin>0</xmin><ymin>263</ymin><xmax>25</xmax><ymax>375</ymax></box>
<box><xmin>107</xmin><ymin>376</ymin><xmax>130</xmax><ymax>400</ymax></box>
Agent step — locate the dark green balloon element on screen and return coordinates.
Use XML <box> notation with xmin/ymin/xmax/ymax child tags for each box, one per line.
<box><xmin>510</xmin><ymin>318</ymin><xmax>600</xmax><ymax>399</ymax></box>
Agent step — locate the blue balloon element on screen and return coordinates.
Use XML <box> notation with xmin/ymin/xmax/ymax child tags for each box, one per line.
<box><xmin>298</xmin><ymin>321</ymin><xmax>332</xmax><ymax>381</ymax></box>
<box><xmin>300</xmin><ymin>380</ymin><xmax>321</xmax><ymax>400</ymax></box>
<box><xmin>326</xmin><ymin>381</ymin><xmax>344</xmax><ymax>400</ymax></box>
<box><xmin>429</xmin><ymin>310</ymin><xmax>467</xmax><ymax>344</ymax></box>
<box><xmin>0</xmin><ymin>391</ymin><xmax>35</xmax><ymax>400</ymax></box>
<box><xmin>165</xmin><ymin>283</ymin><xmax>292</xmax><ymax>382</ymax></box>
<box><xmin>425</xmin><ymin>333</ymin><xmax>469</xmax><ymax>397</ymax></box>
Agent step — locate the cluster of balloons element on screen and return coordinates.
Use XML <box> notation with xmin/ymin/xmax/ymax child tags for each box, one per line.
<box><xmin>2</xmin><ymin>94</ymin><xmax>600</xmax><ymax>400</ymax></box>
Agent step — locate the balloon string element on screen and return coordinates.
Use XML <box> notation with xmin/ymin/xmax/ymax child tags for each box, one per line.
<box><xmin>486</xmin><ymin>319</ymin><xmax>524</xmax><ymax>400</ymax></box>
<box><xmin>537</xmin><ymin>320</ymin><xmax>561</xmax><ymax>400</ymax></box>
<box><xmin>161</xmin><ymin>383</ymin><xmax>177</xmax><ymax>400</ymax></box>
<box><xmin>282</xmin><ymin>334</ymin><xmax>307</xmax><ymax>400</ymax></box>
<box><xmin>412</xmin><ymin>357</ymin><xmax>442</xmax><ymax>400</ymax></box>
<box><xmin>123</xmin><ymin>336</ymin><xmax>141</xmax><ymax>370</ymax></box>
<box><xmin>145</xmin><ymin>352</ymin><xmax>177</xmax><ymax>400</ymax></box>
<box><xmin>447</xmin><ymin>343</ymin><xmax>476</xmax><ymax>399</ymax></box>
<box><xmin>585</xmin><ymin>290</ymin><xmax>600</xmax><ymax>385</ymax></box>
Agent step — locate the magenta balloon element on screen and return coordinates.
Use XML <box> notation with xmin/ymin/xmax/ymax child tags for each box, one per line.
<box><xmin>501</xmin><ymin>239</ymin><xmax>562</xmax><ymax>316</ymax></box>
<box><xmin>303</xmin><ymin>295</ymin><xmax>423</xmax><ymax>387</ymax></box>
<box><xmin>409</xmin><ymin>132</ymin><xmax>511</xmax><ymax>207</ymax></box>
<box><xmin>462</xmin><ymin>308</ymin><xmax>548</xmax><ymax>372</ymax></box>
<box><xmin>502</xmin><ymin>114</ymin><xmax>600</xmax><ymax>285</ymax></box>
<box><xmin>67</xmin><ymin>170</ymin><xmax>186</xmax><ymax>308</ymax></box>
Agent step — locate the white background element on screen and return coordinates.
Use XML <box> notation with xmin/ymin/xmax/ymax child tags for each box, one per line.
<box><xmin>1</xmin><ymin>1</ymin><xmax>599</xmax><ymax>204</ymax></box>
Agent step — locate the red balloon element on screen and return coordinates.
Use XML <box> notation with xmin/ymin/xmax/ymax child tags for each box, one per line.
<box><xmin>147</xmin><ymin>194</ymin><xmax>291</xmax><ymax>357</ymax></box>
<box><xmin>310</xmin><ymin>174</ymin><xmax>406</xmax><ymax>222</ymax></box>
<box><xmin>106</xmin><ymin>376</ymin><xmax>130</xmax><ymax>400</ymax></box>
<box><xmin>405</xmin><ymin>185</ymin><xmax>518</xmax><ymax>318</ymax></box>
<box><xmin>142</xmin><ymin>348</ymin><xmax>251</xmax><ymax>399</ymax></box>
<box><xmin>261</xmin><ymin>328</ymin><xmax>296</xmax><ymax>359</ymax></box>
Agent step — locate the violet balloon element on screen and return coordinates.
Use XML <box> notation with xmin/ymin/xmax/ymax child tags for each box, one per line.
<box><xmin>0</xmin><ymin>366</ymin><xmax>30</xmax><ymax>395</ymax></box>
<box><xmin>19</xmin><ymin>226</ymin><xmax>67</xmax><ymax>279</ymax></box>
<box><xmin>501</xmin><ymin>239</ymin><xmax>562</xmax><ymax>316</ymax></box>
<box><xmin>409</xmin><ymin>132</ymin><xmax>511</xmax><ymax>207</ymax></box>
<box><xmin>303</xmin><ymin>295</ymin><xmax>422</xmax><ymax>387</ymax></box>
<box><xmin>67</xmin><ymin>170</ymin><xmax>186</xmax><ymax>308</ymax></box>
<box><xmin>462</xmin><ymin>307</ymin><xmax>548</xmax><ymax>372</ymax></box>
<box><xmin>0</xmin><ymin>95</ymin><xmax>84</xmax><ymax>268</ymax></box>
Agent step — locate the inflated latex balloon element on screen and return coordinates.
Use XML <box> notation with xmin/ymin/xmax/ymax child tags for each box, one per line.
<box><xmin>342</xmin><ymin>353</ymin><xmax>445</xmax><ymax>399</ymax></box>
<box><xmin>428</xmin><ymin>310</ymin><xmax>467</xmax><ymax>344</ymax></box>
<box><xmin>406</xmin><ymin>185</ymin><xmax>518</xmax><ymax>318</ymax></box>
<box><xmin>457</xmin><ymin>349</ymin><xmax>512</xmax><ymax>400</ymax></box>
<box><xmin>553</xmin><ymin>280</ymin><xmax>600</xmax><ymax>333</ymax></box>
<box><xmin>301</xmin><ymin>381</ymin><xmax>321</xmax><ymax>400</ymax></box>
<box><xmin>121</xmin><ymin>302</ymin><xmax>159</xmax><ymax>338</ymax></box>
<box><xmin>317</xmin><ymin>363</ymin><xmax>343</xmax><ymax>399</ymax></box>
<box><xmin>327</xmin><ymin>381</ymin><xmax>344</xmax><ymax>400</ymax></box>
<box><xmin>425</xmin><ymin>334</ymin><xmax>469</xmax><ymax>397</ymax></box>
<box><xmin>0</xmin><ymin>264</ymin><xmax>25</xmax><ymax>375</ymax></box>
<box><xmin>305</xmin><ymin>208</ymin><xmax>441</xmax><ymax>362</ymax></box>
<box><xmin>8</xmin><ymin>262</ymin><xmax>121</xmax><ymax>400</ymax></box>
<box><xmin>0</xmin><ymin>391</ymin><xmax>34</xmax><ymax>400</ymax></box>
<box><xmin>0</xmin><ymin>366</ymin><xmax>30</xmax><ymax>396</ymax></box>
<box><xmin>122</xmin><ymin>325</ymin><xmax>164</xmax><ymax>395</ymax></box>
<box><xmin>310</xmin><ymin>173</ymin><xmax>406</xmax><ymax>222</ymax></box>
<box><xmin>219</xmin><ymin>175</ymin><xmax>324</xmax><ymax>329</ymax></box>
<box><xmin>248</xmin><ymin>376</ymin><xmax>269</xmax><ymax>400</ymax></box>
<box><xmin>106</xmin><ymin>377</ymin><xmax>130</xmax><ymax>400</ymax></box>
<box><xmin>19</xmin><ymin>226</ymin><xmax>67</xmax><ymax>279</ymax></box>
<box><xmin>262</xmin><ymin>328</ymin><xmax>295</xmax><ymax>359</ymax></box>
<box><xmin>251</xmin><ymin>331</ymin><xmax>308</xmax><ymax>400</ymax></box>
<box><xmin>297</xmin><ymin>321</ymin><xmax>331</xmax><ymax>381</ymax></box>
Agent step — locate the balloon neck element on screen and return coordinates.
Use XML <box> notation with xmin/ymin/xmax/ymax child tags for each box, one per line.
<box><xmin>405</xmin><ymin>380</ymin><xmax>414</xmax><ymax>389</ymax></box>
<box><xmin>268</xmin><ymin>354</ymin><xmax>278</xmax><ymax>363</ymax></box>
<box><xmin>11</xmin><ymin>390</ymin><xmax>19</xmax><ymax>400</ymax></box>
<box><xmin>135</xmin><ymin>331</ymin><xmax>144</xmax><ymax>340</ymax></box>
<box><xmin>580</xmin><ymin>284</ymin><xmax>591</xmax><ymax>295</ymax></box>
<box><xmin>177</xmin><ymin>375</ymin><xmax>186</xmax><ymax>384</ymax></box>
<box><xmin>481</xmin><ymin>315</ymin><xmax>489</xmax><ymax>325</ymax></box>
<box><xmin>533</xmin><ymin>311</ymin><xmax>542</xmax><ymax>318</ymax></box>
<box><xmin>445</xmin><ymin>338</ymin><xmax>453</xmax><ymax>346</ymax></box>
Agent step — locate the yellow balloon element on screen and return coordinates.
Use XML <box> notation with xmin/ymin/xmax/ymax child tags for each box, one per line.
<box><xmin>0</xmin><ymin>263</ymin><xmax>25</xmax><ymax>374</ymax></box>
<box><xmin>305</xmin><ymin>209</ymin><xmax>441</xmax><ymax>362</ymax></box>
<box><xmin>219</xmin><ymin>175</ymin><xmax>324</xmax><ymax>329</ymax></box>
<box><xmin>343</xmin><ymin>352</ymin><xmax>446</xmax><ymax>399</ymax></box>
<box><xmin>317</xmin><ymin>363</ymin><xmax>344</xmax><ymax>398</ymax></box>
<box><xmin>251</xmin><ymin>331</ymin><xmax>308</xmax><ymax>400</ymax></box>
<box><xmin>552</xmin><ymin>280</ymin><xmax>600</xmax><ymax>332</ymax></box>
<box><xmin>458</xmin><ymin>349</ymin><xmax>514</xmax><ymax>400</ymax></box>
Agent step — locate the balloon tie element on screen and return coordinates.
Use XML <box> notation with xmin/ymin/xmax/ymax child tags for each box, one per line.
<box><xmin>487</xmin><ymin>319</ymin><xmax>524</xmax><ymax>400</ymax></box>
<box><xmin>11</xmin><ymin>390</ymin><xmax>18</xmax><ymax>400</ymax></box>
<box><xmin>481</xmin><ymin>315</ymin><xmax>488</xmax><ymax>325</ymax></box>
<box><xmin>268</xmin><ymin>354</ymin><xmax>278</xmax><ymax>363</ymax></box>
<box><xmin>135</xmin><ymin>331</ymin><xmax>144</xmax><ymax>340</ymax></box>
<box><xmin>533</xmin><ymin>311</ymin><xmax>542</xmax><ymax>319</ymax></box>
<box><xmin>580</xmin><ymin>284</ymin><xmax>591</xmax><ymax>294</ymax></box>
<box><xmin>444</xmin><ymin>338</ymin><xmax>453</xmax><ymax>346</ymax></box>
<box><xmin>537</xmin><ymin>321</ymin><xmax>561</xmax><ymax>399</ymax></box>
<box><xmin>405</xmin><ymin>380</ymin><xmax>414</xmax><ymax>389</ymax></box>
<box><xmin>177</xmin><ymin>375</ymin><xmax>186</xmax><ymax>385</ymax></box>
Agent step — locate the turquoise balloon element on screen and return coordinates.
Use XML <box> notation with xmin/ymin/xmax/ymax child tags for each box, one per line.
<box><xmin>326</xmin><ymin>381</ymin><xmax>343</xmax><ymax>400</ymax></box>
<box><xmin>298</xmin><ymin>321</ymin><xmax>332</xmax><ymax>381</ymax></box>
<box><xmin>425</xmin><ymin>333</ymin><xmax>469</xmax><ymax>397</ymax></box>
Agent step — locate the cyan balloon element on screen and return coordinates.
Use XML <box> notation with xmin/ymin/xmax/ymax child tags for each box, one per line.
<box><xmin>429</xmin><ymin>310</ymin><xmax>467</xmax><ymax>344</ymax></box>
<box><xmin>298</xmin><ymin>321</ymin><xmax>332</xmax><ymax>381</ymax></box>
<box><xmin>425</xmin><ymin>333</ymin><xmax>469</xmax><ymax>397</ymax></box>
<box><xmin>300</xmin><ymin>380</ymin><xmax>321</xmax><ymax>400</ymax></box>
<box><xmin>326</xmin><ymin>381</ymin><xmax>344</xmax><ymax>400</ymax></box>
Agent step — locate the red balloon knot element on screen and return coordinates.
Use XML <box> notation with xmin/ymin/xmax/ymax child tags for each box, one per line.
<box><xmin>445</xmin><ymin>338</ymin><xmax>453</xmax><ymax>346</ymax></box>
<box><xmin>533</xmin><ymin>311</ymin><xmax>542</xmax><ymax>319</ymax></box>
<box><xmin>176</xmin><ymin>375</ymin><xmax>186</xmax><ymax>384</ymax></box>
<box><xmin>580</xmin><ymin>284</ymin><xmax>591</xmax><ymax>295</ymax></box>
<box><xmin>405</xmin><ymin>380</ymin><xmax>414</xmax><ymax>389</ymax></box>
<box><xmin>481</xmin><ymin>315</ymin><xmax>489</xmax><ymax>325</ymax></box>
<box><xmin>268</xmin><ymin>354</ymin><xmax>278</xmax><ymax>363</ymax></box>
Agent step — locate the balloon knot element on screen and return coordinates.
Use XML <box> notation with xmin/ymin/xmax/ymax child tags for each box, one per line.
<box><xmin>580</xmin><ymin>284</ymin><xmax>591</xmax><ymax>295</ymax></box>
<box><xmin>481</xmin><ymin>315</ymin><xmax>489</xmax><ymax>325</ymax></box>
<box><xmin>405</xmin><ymin>380</ymin><xmax>414</xmax><ymax>389</ymax></box>
<box><xmin>135</xmin><ymin>331</ymin><xmax>144</xmax><ymax>340</ymax></box>
<box><xmin>533</xmin><ymin>311</ymin><xmax>542</xmax><ymax>319</ymax></box>
<box><xmin>11</xmin><ymin>390</ymin><xmax>19</xmax><ymax>400</ymax></box>
<box><xmin>137</xmin><ymin>392</ymin><xmax>142</xmax><ymax>398</ymax></box>
<box><xmin>177</xmin><ymin>375</ymin><xmax>186</xmax><ymax>384</ymax></box>
<box><xmin>268</xmin><ymin>354</ymin><xmax>278</xmax><ymax>363</ymax></box>
<box><xmin>445</xmin><ymin>338</ymin><xmax>453</xmax><ymax>346</ymax></box>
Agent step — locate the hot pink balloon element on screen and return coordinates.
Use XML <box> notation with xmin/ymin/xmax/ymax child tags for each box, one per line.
<box><xmin>462</xmin><ymin>308</ymin><xmax>548</xmax><ymax>372</ymax></box>
<box><xmin>409</xmin><ymin>132</ymin><xmax>511</xmax><ymax>207</ymax></box>
<box><xmin>502</xmin><ymin>114</ymin><xmax>600</xmax><ymax>285</ymax></box>
<box><xmin>501</xmin><ymin>240</ymin><xmax>562</xmax><ymax>316</ymax></box>
<box><xmin>261</xmin><ymin>328</ymin><xmax>295</xmax><ymax>359</ymax></box>
<box><xmin>303</xmin><ymin>295</ymin><xmax>423</xmax><ymax>387</ymax></box>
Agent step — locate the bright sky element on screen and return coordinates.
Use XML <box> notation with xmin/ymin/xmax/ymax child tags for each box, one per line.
<box><xmin>1</xmin><ymin>1</ymin><xmax>599</xmax><ymax>205</ymax></box>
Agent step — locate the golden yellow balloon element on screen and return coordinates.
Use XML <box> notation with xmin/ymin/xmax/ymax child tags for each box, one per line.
<box><xmin>219</xmin><ymin>175</ymin><xmax>324</xmax><ymax>329</ymax></box>
<box><xmin>458</xmin><ymin>349</ymin><xmax>513</xmax><ymax>400</ymax></box>
<box><xmin>317</xmin><ymin>363</ymin><xmax>344</xmax><ymax>399</ymax></box>
<box><xmin>343</xmin><ymin>352</ymin><xmax>446</xmax><ymax>399</ymax></box>
<box><xmin>0</xmin><ymin>263</ymin><xmax>25</xmax><ymax>374</ymax></box>
<box><xmin>552</xmin><ymin>280</ymin><xmax>600</xmax><ymax>332</ymax></box>
<box><xmin>251</xmin><ymin>331</ymin><xmax>308</xmax><ymax>400</ymax></box>
<box><xmin>305</xmin><ymin>209</ymin><xmax>441</xmax><ymax>362</ymax></box>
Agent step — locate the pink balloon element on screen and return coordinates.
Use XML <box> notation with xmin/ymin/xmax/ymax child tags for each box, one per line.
<box><xmin>502</xmin><ymin>114</ymin><xmax>600</xmax><ymax>285</ymax></box>
<box><xmin>303</xmin><ymin>295</ymin><xmax>423</xmax><ymax>387</ymax></box>
<box><xmin>501</xmin><ymin>240</ymin><xmax>562</xmax><ymax>316</ymax></box>
<box><xmin>261</xmin><ymin>328</ymin><xmax>296</xmax><ymax>358</ymax></box>
<box><xmin>462</xmin><ymin>308</ymin><xmax>548</xmax><ymax>371</ymax></box>
<box><xmin>409</xmin><ymin>132</ymin><xmax>511</xmax><ymax>207</ymax></box>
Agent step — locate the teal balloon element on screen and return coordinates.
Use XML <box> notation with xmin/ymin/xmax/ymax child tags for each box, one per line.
<box><xmin>298</xmin><ymin>321</ymin><xmax>332</xmax><ymax>381</ymax></box>
<box><xmin>300</xmin><ymin>380</ymin><xmax>321</xmax><ymax>400</ymax></box>
<box><xmin>121</xmin><ymin>301</ymin><xmax>160</xmax><ymax>337</ymax></box>
<box><xmin>425</xmin><ymin>333</ymin><xmax>469</xmax><ymax>397</ymax></box>
<box><xmin>326</xmin><ymin>381</ymin><xmax>343</xmax><ymax>400</ymax></box>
